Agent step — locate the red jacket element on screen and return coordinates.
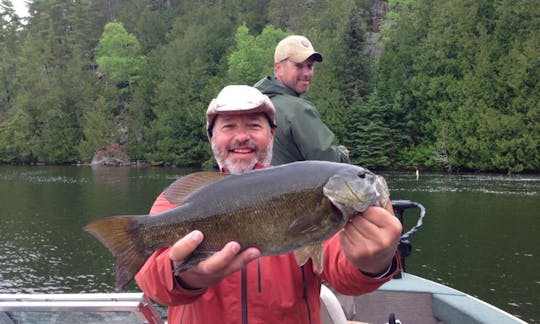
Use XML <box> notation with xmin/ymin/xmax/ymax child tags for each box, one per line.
<box><xmin>135</xmin><ymin>180</ymin><xmax>399</xmax><ymax>323</ymax></box>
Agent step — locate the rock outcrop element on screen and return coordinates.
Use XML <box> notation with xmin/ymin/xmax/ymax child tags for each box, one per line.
<box><xmin>91</xmin><ymin>143</ymin><xmax>131</xmax><ymax>166</ymax></box>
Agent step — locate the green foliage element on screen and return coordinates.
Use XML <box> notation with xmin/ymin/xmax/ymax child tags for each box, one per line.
<box><xmin>0</xmin><ymin>109</ymin><xmax>35</xmax><ymax>163</ymax></box>
<box><xmin>344</xmin><ymin>93</ymin><xmax>409</xmax><ymax>169</ymax></box>
<box><xmin>141</xmin><ymin>4</ymin><xmax>235</xmax><ymax>166</ymax></box>
<box><xmin>287</xmin><ymin>0</ymin><xmax>373</xmax><ymax>142</ymax></box>
<box><xmin>0</xmin><ymin>0</ymin><xmax>537</xmax><ymax>172</ymax></box>
<box><xmin>78</xmin><ymin>95</ymin><xmax>116</xmax><ymax>161</ymax></box>
<box><xmin>373</xmin><ymin>0</ymin><xmax>539</xmax><ymax>173</ymax></box>
<box><xmin>0</xmin><ymin>0</ymin><xmax>99</xmax><ymax>164</ymax></box>
<box><xmin>96</xmin><ymin>22</ymin><xmax>145</xmax><ymax>90</ymax></box>
<box><xmin>0</xmin><ymin>0</ymin><xmax>20</xmax><ymax>118</ymax></box>
<box><xmin>227</xmin><ymin>24</ymin><xmax>288</xmax><ymax>85</ymax></box>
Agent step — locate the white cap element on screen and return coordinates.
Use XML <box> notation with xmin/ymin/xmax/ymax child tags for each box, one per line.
<box><xmin>274</xmin><ymin>35</ymin><xmax>323</xmax><ymax>63</ymax></box>
<box><xmin>206</xmin><ymin>85</ymin><xmax>276</xmax><ymax>137</ymax></box>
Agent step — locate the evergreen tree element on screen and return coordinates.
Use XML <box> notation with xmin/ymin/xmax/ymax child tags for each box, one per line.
<box><xmin>78</xmin><ymin>95</ymin><xmax>116</xmax><ymax>161</ymax></box>
<box><xmin>0</xmin><ymin>0</ymin><xmax>536</xmax><ymax>171</ymax></box>
<box><xmin>227</xmin><ymin>24</ymin><xmax>288</xmax><ymax>85</ymax></box>
<box><xmin>0</xmin><ymin>0</ymin><xmax>101</xmax><ymax>163</ymax></box>
<box><xmin>143</xmin><ymin>4</ymin><xmax>236</xmax><ymax>166</ymax></box>
<box><xmin>96</xmin><ymin>22</ymin><xmax>144</xmax><ymax>93</ymax></box>
<box><xmin>0</xmin><ymin>0</ymin><xmax>20</xmax><ymax>119</ymax></box>
<box><xmin>374</xmin><ymin>0</ymin><xmax>539</xmax><ymax>172</ymax></box>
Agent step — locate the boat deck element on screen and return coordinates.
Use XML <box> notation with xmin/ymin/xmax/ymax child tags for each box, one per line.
<box><xmin>343</xmin><ymin>273</ymin><xmax>526</xmax><ymax>324</ymax></box>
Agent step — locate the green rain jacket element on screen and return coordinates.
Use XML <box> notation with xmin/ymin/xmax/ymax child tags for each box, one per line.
<box><xmin>255</xmin><ymin>76</ymin><xmax>350</xmax><ymax>165</ymax></box>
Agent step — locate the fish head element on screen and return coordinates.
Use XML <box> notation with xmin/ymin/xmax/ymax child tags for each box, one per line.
<box><xmin>322</xmin><ymin>166</ymin><xmax>389</xmax><ymax>217</ymax></box>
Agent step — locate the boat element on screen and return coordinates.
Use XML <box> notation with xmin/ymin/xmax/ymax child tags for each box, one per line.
<box><xmin>321</xmin><ymin>200</ymin><xmax>527</xmax><ymax>324</ymax></box>
<box><xmin>0</xmin><ymin>292</ymin><xmax>164</xmax><ymax>323</ymax></box>
<box><xmin>0</xmin><ymin>201</ymin><xmax>527</xmax><ymax>323</ymax></box>
<box><xmin>321</xmin><ymin>273</ymin><xmax>527</xmax><ymax>324</ymax></box>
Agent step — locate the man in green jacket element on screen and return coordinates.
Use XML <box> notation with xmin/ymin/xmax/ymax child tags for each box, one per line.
<box><xmin>255</xmin><ymin>34</ymin><xmax>350</xmax><ymax>165</ymax></box>
<box><xmin>255</xmin><ymin>34</ymin><xmax>356</xmax><ymax>319</ymax></box>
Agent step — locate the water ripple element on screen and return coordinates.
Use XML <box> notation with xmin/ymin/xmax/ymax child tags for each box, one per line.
<box><xmin>384</xmin><ymin>172</ymin><xmax>540</xmax><ymax>196</ymax></box>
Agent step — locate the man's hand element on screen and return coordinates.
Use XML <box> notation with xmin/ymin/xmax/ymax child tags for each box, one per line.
<box><xmin>169</xmin><ymin>231</ymin><xmax>261</xmax><ymax>289</ymax></box>
<box><xmin>338</xmin><ymin>206</ymin><xmax>402</xmax><ymax>275</ymax></box>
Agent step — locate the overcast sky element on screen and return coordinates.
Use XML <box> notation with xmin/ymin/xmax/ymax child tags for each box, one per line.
<box><xmin>12</xmin><ymin>0</ymin><xmax>28</xmax><ymax>17</ymax></box>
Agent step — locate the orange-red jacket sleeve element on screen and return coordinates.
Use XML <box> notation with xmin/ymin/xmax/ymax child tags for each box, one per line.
<box><xmin>322</xmin><ymin>233</ymin><xmax>401</xmax><ymax>295</ymax></box>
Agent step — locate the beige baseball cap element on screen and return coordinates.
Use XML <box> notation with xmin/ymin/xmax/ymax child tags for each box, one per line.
<box><xmin>274</xmin><ymin>35</ymin><xmax>323</xmax><ymax>63</ymax></box>
<box><xmin>206</xmin><ymin>85</ymin><xmax>276</xmax><ymax>137</ymax></box>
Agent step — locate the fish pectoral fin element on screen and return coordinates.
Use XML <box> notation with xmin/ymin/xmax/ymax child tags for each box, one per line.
<box><xmin>293</xmin><ymin>244</ymin><xmax>324</xmax><ymax>274</ymax></box>
<box><xmin>288</xmin><ymin>217</ymin><xmax>323</xmax><ymax>235</ymax></box>
<box><xmin>173</xmin><ymin>251</ymin><xmax>216</xmax><ymax>274</ymax></box>
<box><xmin>164</xmin><ymin>172</ymin><xmax>229</xmax><ymax>204</ymax></box>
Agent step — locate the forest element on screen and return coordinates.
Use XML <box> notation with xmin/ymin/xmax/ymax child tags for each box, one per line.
<box><xmin>0</xmin><ymin>0</ymin><xmax>538</xmax><ymax>173</ymax></box>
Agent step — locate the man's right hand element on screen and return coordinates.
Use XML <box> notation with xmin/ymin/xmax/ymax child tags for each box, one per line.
<box><xmin>169</xmin><ymin>231</ymin><xmax>261</xmax><ymax>289</ymax></box>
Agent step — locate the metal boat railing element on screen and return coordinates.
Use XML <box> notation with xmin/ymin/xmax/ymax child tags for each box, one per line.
<box><xmin>0</xmin><ymin>292</ymin><xmax>163</xmax><ymax>324</ymax></box>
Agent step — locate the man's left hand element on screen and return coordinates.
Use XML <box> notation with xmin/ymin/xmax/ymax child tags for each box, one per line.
<box><xmin>338</xmin><ymin>206</ymin><xmax>402</xmax><ymax>275</ymax></box>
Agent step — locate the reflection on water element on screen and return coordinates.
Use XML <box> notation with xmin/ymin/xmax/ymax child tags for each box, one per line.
<box><xmin>385</xmin><ymin>171</ymin><xmax>539</xmax><ymax>196</ymax></box>
<box><xmin>0</xmin><ymin>233</ymin><xmax>112</xmax><ymax>294</ymax></box>
<box><xmin>0</xmin><ymin>166</ymin><xmax>189</xmax><ymax>295</ymax></box>
<box><xmin>0</xmin><ymin>166</ymin><xmax>538</xmax><ymax>322</ymax></box>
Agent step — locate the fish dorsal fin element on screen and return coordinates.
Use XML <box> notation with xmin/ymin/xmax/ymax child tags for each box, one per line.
<box><xmin>164</xmin><ymin>171</ymin><xmax>229</xmax><ymax>204</ymax></box>
<box><xmin>294</xmin><ymin>244</ymin><xmax>325</xmax><ymax>274</ymax></box>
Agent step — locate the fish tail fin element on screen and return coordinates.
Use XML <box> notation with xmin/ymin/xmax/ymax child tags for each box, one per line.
<box><xmin>83</xmin><ymin>216</ymin><xmax>149</xmax><ymax>291</ymax></box>
<box><xmin>294</xmin><ymin>244</ymin><xmax>325</xmax><ymax>274</ymax></box>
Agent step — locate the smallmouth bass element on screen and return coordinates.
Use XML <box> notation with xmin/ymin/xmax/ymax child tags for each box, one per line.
<box><xmin>83</xmin><ymin>161</ymin><xmax>390</xmax><ymax>291</ymax></box>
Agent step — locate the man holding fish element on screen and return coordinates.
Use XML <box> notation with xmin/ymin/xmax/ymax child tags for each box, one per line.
<box><xmin>85</xmin><ymin>85</ymin><xmax>402</xmax><ymax>323</ymax></box>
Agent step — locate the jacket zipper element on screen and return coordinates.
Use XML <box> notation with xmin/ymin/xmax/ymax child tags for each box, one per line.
<box><xmin>241</xmin><ymin>260</ymin><xmax>311</xmax><ymax>323</ymax></box>
<box><xmin>242</xmin><ymin>265</ymin><xmax>248</xmax><ymax>324</ymax></box>
<box><xmin>242</xmin><ymin>259</ymin><xmax>263</xmax><ymax>324</ymax></box>
<box><xmin>257</xmin><ymin>258</ymin><xmax>262</xmax><ymax>292</ymax></box>
<box><xmin>301</xmin><ymin>266</ymin><xmax>312</xmax><ymax>324</ymax></box>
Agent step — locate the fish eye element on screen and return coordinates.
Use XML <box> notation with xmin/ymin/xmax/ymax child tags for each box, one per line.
<box><xmin>357</xmin><ymin>172</ymin><xmax>366</xmax><ymax>179</ymax></box>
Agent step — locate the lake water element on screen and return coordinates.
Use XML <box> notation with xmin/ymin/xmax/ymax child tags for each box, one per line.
<box><xmin>0</xmin><ymin>166</ymin><xmax>538</xmax><ymax>322</ymax></box>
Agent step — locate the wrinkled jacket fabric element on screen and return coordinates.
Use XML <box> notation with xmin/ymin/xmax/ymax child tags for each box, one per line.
<box><xmin>135</xmin><ymin>187</ymin><xmax>399</xmax><ymax>324</ymax></box>
<box><xmin>254</xmin><ymin>76</ymin><xmax>350</xmax><ymax>165</ymax></box>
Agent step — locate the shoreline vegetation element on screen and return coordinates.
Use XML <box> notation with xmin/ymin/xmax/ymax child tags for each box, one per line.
<box><xmin>0</xmin><ymin>0</ymin><xmax>537</xmax><ymax>174</ymax></box>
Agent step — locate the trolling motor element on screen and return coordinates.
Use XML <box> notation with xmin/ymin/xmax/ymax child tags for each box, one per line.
<box><xmin>391</xmin><ymin>200</ymin><xmax>426</xmax><ymax>279</ymax></box>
